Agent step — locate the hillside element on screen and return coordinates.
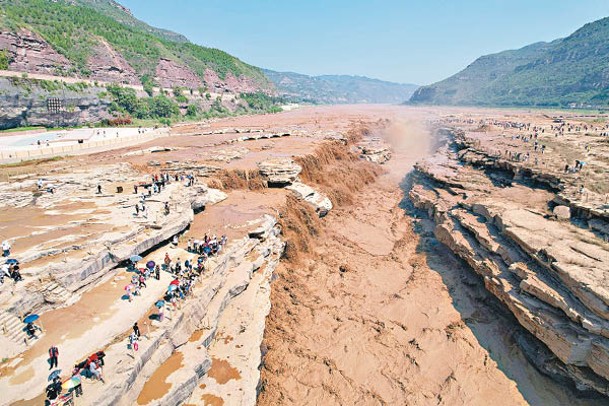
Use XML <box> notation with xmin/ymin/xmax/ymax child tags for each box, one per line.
<box><xmin>264</xmin><ymin>69</ymin><xmax>418</xmax><ymax>104</ymax></box>
<box><xmin>410</xmin><ymin>16</ymin><xmax>609</xmax><ymax>107</ymax></box>
<box><xmin>0</xmin><ymin>0</ymin><xmax>271</xmax><ymax>93</ymax></box>
<box><xmin>74</xmin><ymin>0</ymin><xmax>190</xmax><ymax>43</ymax></box>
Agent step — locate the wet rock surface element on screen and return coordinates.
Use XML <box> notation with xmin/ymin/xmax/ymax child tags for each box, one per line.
<box><xmin>356</xmin><ymin>137</ymin><xmax>392</xmax><ymax>164</ymax></box>
<box><xmin>257</xmin><ymin>158</ymin><xmax>302</xmax><ymax>185</ymax></box>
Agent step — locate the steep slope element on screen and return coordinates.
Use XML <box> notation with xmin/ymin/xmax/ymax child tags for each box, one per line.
<box><xmin>265</xmin><ymin>69</ymin><xmax>418</xmax><ymax>104</ymax></box>
<box><xmin>0</xmin><ymin>0</ymin><xmax>271</xmax><ymax>93</ymax></box>
<box><xmin>75</xmin><ymin>0</ymin><xmax>190</xmax><ymax>43</ymax></box>
<box><xmin>410</xmin><ymin>16</ymin><xmax>609</xmax><ymax>107</ymax></box>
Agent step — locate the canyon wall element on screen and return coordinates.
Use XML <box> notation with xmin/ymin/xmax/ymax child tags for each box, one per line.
<box><xmin>409</xmin><ymin>128</ymin><xmax>609</xmax><ymax>397</ymax></box>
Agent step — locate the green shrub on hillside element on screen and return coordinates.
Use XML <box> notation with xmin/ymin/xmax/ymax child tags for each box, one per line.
<box><xmin>141</xmin><ymin>74</ymin><xmax>155</xmax><ymax>96</ymax></box>
<box><xmin>149</xmin><ymin>95</ymin><xmax>179</xmax><ymax>118</ymax></box>
<box><xmin>1</xmin><ymin>0</ymin><xmax>270</xmax><ymax>88</ymax></box>
<box><xmin>186</xmin><ymin>104</ymin><xmax>200</xmax><ymax>117</ymax></box>
<box><xmin>240</xmin><ymin>92</ymin><xmax>284</xmax><ymax>113</ymax></box>
<box><xmin>0</xmin><ymin>50</ymin><xmax>10</xmax><ymax>70</ymax></box>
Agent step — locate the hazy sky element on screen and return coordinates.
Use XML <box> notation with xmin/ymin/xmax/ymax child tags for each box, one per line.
<box><xmin>120</xmin><ymin>0</ymin><xmax>609</xmax><ymax>85</ymax></box>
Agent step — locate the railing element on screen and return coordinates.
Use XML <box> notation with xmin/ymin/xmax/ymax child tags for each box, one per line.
<box><xmin>0</xmin><ymin>128</ymin><xmax>170</xmax><ymax>162</ymax></box>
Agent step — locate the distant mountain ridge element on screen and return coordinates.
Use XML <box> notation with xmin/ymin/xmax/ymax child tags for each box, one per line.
<box><xmin>410</xmin><ymin>16</ymin><xmax>609</xmax><ymax>107</ymax></box>
<box><xmin>264</xmin><ymin>69</ymin><xmax>418</xmax><ymax>104</ymax></box>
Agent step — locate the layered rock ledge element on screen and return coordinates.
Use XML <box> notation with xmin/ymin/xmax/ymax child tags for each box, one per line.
<box><xmin>409</xmin><ymin>125</ymin><xmax>609</xmax><ymax>396</ymax></box>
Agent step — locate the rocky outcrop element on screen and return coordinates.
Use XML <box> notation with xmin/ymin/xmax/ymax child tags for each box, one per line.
<box><xmin>155</xmin><ymin>58</ymin><xmax>203</xmax><ymax>89</ymax></box>
<box><xmin>87</xmin><ymin>39</ymin><xmax>141</xmax><ymax>85</ymax></box>
<box><xmin>257</xmin><ymin>158</ymin><xmax>302</xmax><ymax>185</ymax></box>
<box><xmin>0</xmin><ymin>29</ymin><xmax>74</xmax><ymax>76</ymax></box>
<box><xmin>84</xmin><ymin>216</ymin><xmax>284</xmax><ymax>406</ymax></box>
<box><xmin>451</xmin><ymin>130</ymin><xmax>609</xmax><ymax>238</ymax></box>
<box><xmin>356</xmin><ymin>137</ymin><xmax>391</xmax><ymax>164</ymax></box>
<box><xmin>204</xmin><ymin>68</ymin><xmax>265</xmax><ymax>94</ymax></box>
<box><xmin>4</xmin><ymin>177</ymin><xmax>226</xmax><ymax>320</ymax></box>
<box><xmin>286</xmin><ymin>181</ymin><xmax>333</xmax><ymax>216</ymax></box>
<box><xmin>0</xmin><ymin>77</ymin><xmax>111</xmax><ymax>130</ymax></box>
<box><xmin>409</xmin><ymin>129</ymin><xmax>609</xmax><ymax>397</ymax></box>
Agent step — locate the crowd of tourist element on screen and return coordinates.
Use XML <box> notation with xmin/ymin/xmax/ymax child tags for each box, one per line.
<box><xmin>42</xmin><ymin>228</ymin><xmax>228</xmax><ymax>405</ymax></box>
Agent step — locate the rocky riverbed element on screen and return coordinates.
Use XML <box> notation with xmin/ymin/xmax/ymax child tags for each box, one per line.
<box><xmin>3</xmin><ymin>105</ymin><xmax>609</xmax><ymax>405</ymax></box>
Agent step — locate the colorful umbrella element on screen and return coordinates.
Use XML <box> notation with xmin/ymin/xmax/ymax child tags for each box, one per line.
<box><xmin>23</xmin><ymin>314</ymin><xmax>39</xmax><ymax>324</ymax></box>
<box><xmin>146</xmin><ymin>261</ymin><xmax>155</xmax><ymax>269</ymax></box>
<box><xmin>167</xmin><ymin>285</ymin><xmax>177</xmax><ymax>292</ymax></box>
<box><xmin>155</xmin><ymin>300</ymin><xmax>165</xmax><ymax>308</ymax></box>
<box><xmin>48</xmin><ymin>369</ymin><xmax>61</xmax><ymax>381</ymax></box>
<box><xmin>170</xmin><ymin>279</ymin><xmax>180</xmax><ymax>286</ymax></box>
<box><xmin>62</xmin><ymin>376</ymin><xmax>81</xmax><ymax>390</ymax></box>
<box><xmin>124</xmin><ymin>284</ymin><xmax>135</xmax><ymax>291</ymax></box>
<box><xmin>130</xmin><ymin>255</ymin><xmax>143</xmax><ymax>262</ymax></box>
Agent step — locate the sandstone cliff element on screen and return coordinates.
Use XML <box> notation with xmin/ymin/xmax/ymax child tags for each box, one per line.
<box><xmin>409</xmin><ymin>126</ymin><xmax>609</xmax><ymax>396</ymax></box>
<box><xmin>0</xmin><ymin>29</ymin><xmax>74</xmax><ymax>76</ymax></box>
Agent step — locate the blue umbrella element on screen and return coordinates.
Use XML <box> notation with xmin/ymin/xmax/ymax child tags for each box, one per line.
<box><xmin>23</xmin><ymin>314</ymin><xmax>39</xmax><ymax>324</ymax></box>
<box><xmin>167</xmin><ymin>285</ymin><xmax>177</xmax><ymax>292</ymax></box>
<box><xmin>146</xmin><ymin>260</ymin><xmax>155</xmax><ymax>269</ymax></box>
<box><xmin>5</xmin><ymin>258</ymin><xmax>18</xmax><ymax>265</ymax></box>
<box><xmin>130</xmin><ymin>255</ymin><xmax>143</xmax><ymax>262</ymax></box>
<box><xmin>48</xmin><ymin>369</ymin><xmax>61</xmax><ymax>381</ymax></box>
<box><xmin>155</xmin><ymin>300</ymin><xmax>165</xmax><ymax>308</ymax></box>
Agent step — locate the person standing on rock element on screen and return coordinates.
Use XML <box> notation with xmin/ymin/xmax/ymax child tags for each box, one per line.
<box><xmin>2</xmin><ymin>240</ymin><xmax>11</xmax><ymax>257</ymax></box>
<box><xmin>129</xmin><ymin>332</ymin><xmax>139</xmax><ymax>352</ymax></box>
<box><xmin>133</xmin><ymin>322</ymin><xmax>141</xmax><ymax>339</ymax></box>
<box><xmin>48</xmin><ymin>345</ymin><xmax>59</xmax><ymax>369</ymax></box>
<box><xmin>139</xmin><ymin>274</ymin><xmax>147</xmax><ymax>289</ymax></box>
<box><xmin>97</xmin><ymin>184</ymin><xmax>102</xmax><ymax>194</ymax></box>
<box><xmin>164</xmin><ymin>253</ymin><xmax>171</xmax><ymax>270</ymax></box>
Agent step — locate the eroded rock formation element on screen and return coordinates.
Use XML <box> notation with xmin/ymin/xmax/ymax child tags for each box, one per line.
<box><xmin>409</xmin><ymin>127</ymin><xmax>609</xmax><ymax>396</ymax></box>
<box><xmin>257</xmin><ymin>158</ymin><xmax>302</xmax><ymax>185</ymax></box>
<box><xmin>0</xmin><ymin>29</ymin><xmax>74</xmax><ymax>76</ymax></box>
<box><xmin>87</xmin><ymin>39</ymin><xmax>141</xmax><ymax>85</ymax></box>
<box><xmin>155</xmin><ymin>58</ymin><xmax>203</xmax><ymax>89</ymax></box>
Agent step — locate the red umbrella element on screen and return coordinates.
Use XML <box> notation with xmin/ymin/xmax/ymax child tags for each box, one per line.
<box><xmin>170</xmin><ymin>279</ymin><xmax>180</xmax><ymax>286</ymax></box>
